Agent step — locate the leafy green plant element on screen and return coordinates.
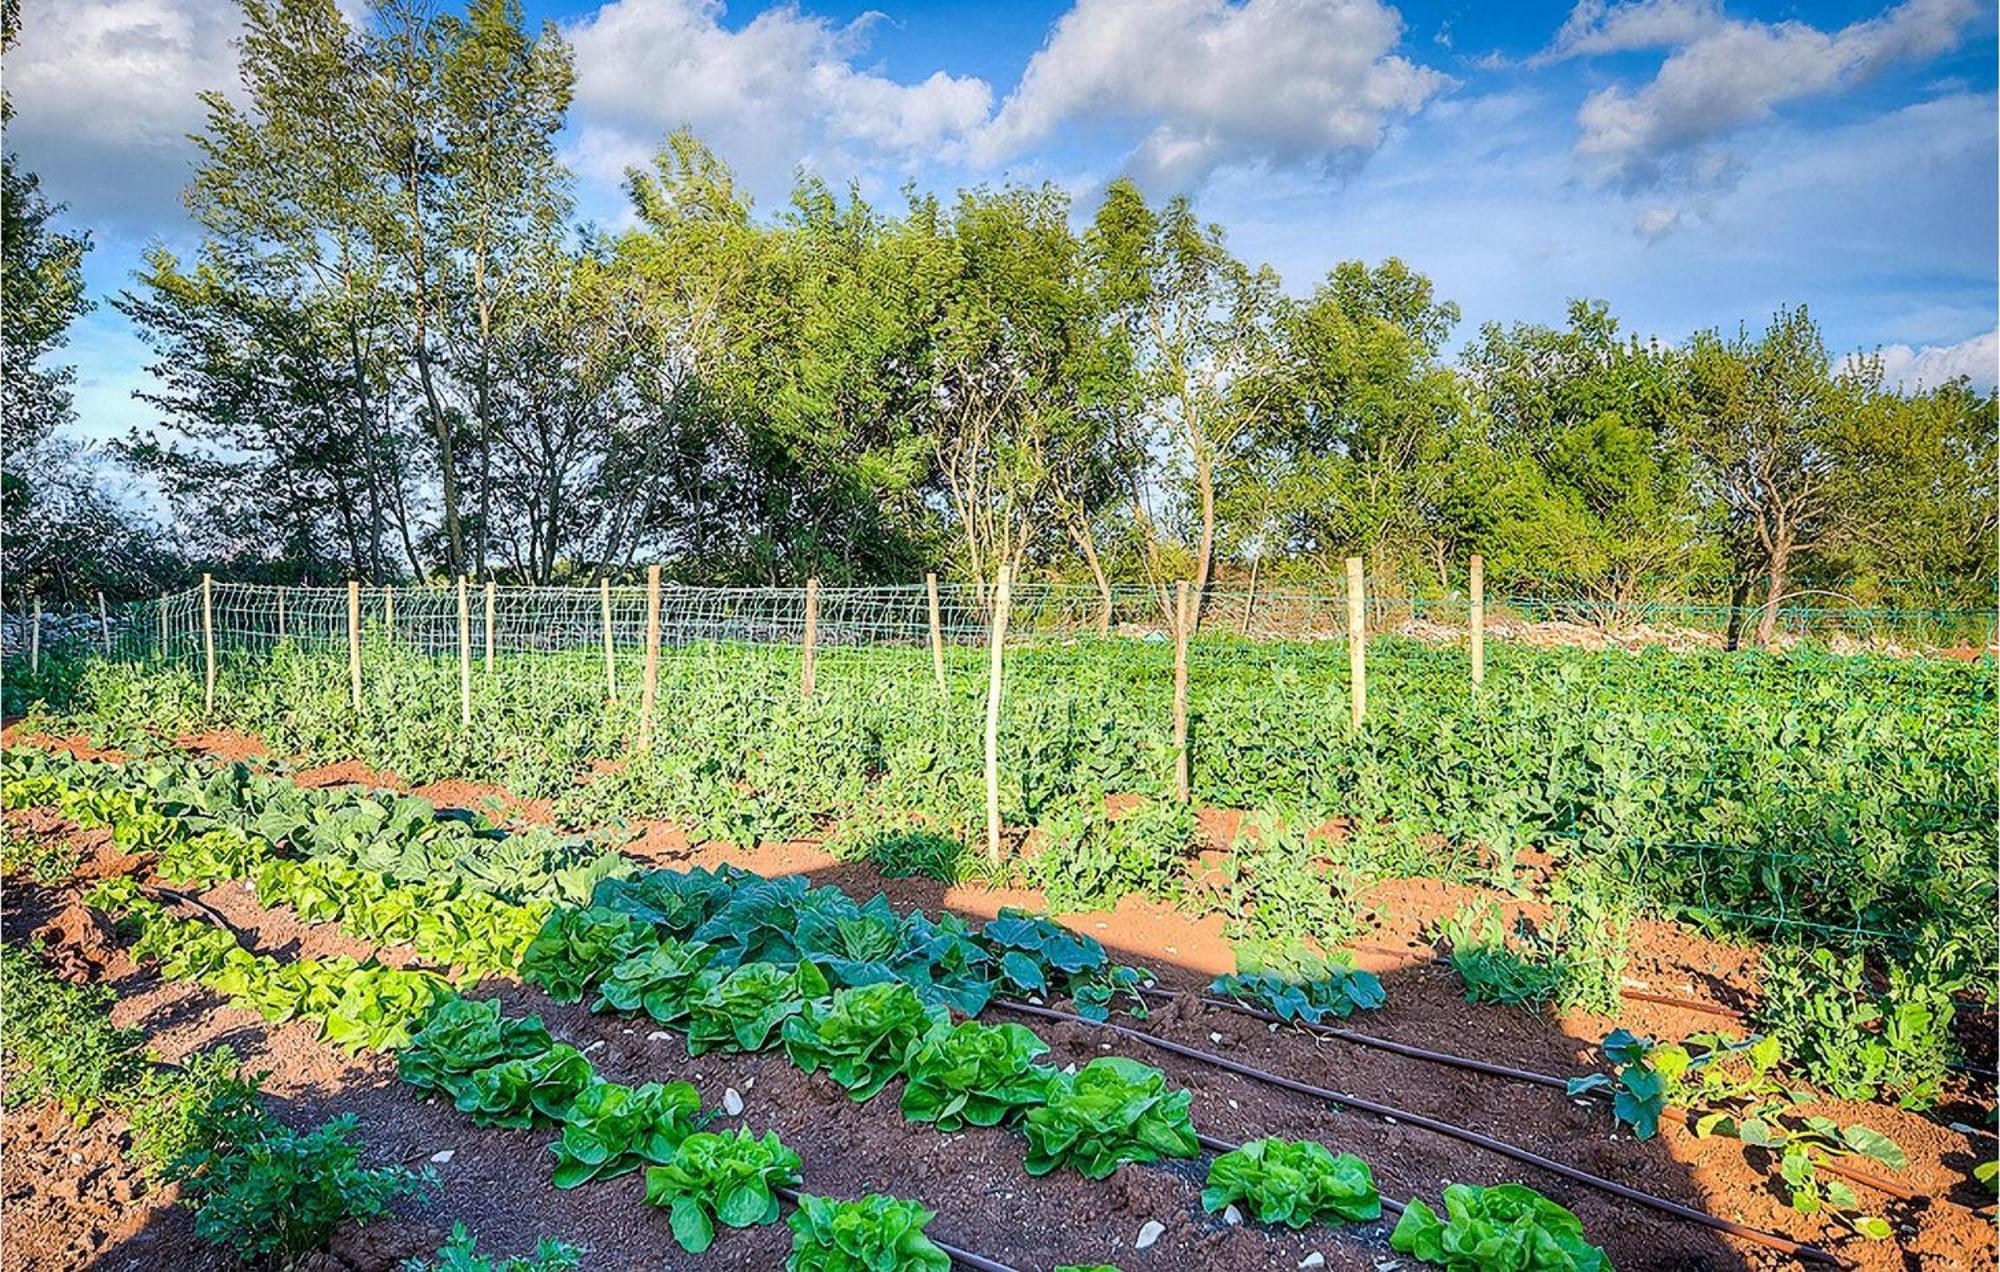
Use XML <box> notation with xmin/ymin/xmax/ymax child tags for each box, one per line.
<box><xmin>1023</xmin><ymin>1056</ymin><xmax>1199</xmax><ymax>1180</ymax></box>
<box><xmin>130</xmin><ymin>1047</ymin><xmax>265</xmax><ymax>1180</ymax></box>
<box><xmin>643</xmin><ymin>1127</ymin><xmax>803</xmax><ymax>1253</ymax></box>
<box><xmin>398</xmin><ymin>997</ymin><xmax>557</xmax><ymax>1100</ymax></box>
<box><xmin>1028</xmin><ymin>794</ymin><xmax>1191</xmax><ymax>913</ymax></box>
<box><xmin>1201</xmin><ymin>1138</ymin><xmax>1381</xmax><ymax>1228</ymax></box>
<box><xmin>179</xmin><ymin>1111</ymin><xmax>432</xmax><ymax>1263</ymax></box>
<box><xmin>1204</xmin><ymin>813</ymin><xmax>1364</xmax><ymax>950</ymax></box>
<box><xmin>455</xmin><ymin>1043</ymin><xmax>595</xmax><ymax>1129</ymax></box>
<box><xmin>548</xmin><ymin>1079</ymin><xmax>703</xmax><ymax>1188</ymax></box>
<box><xmin>1438</xmin><ymin>892</ymin><xmax>1629</xmax><ymax>1017</ymax></box>
<box><xmin>592</xmin><ymin>937</ymin><xmax>716</xmax><ymax>1024</ymax></box>
<box><xmin>784</xmin><ymin>1193</ymin><xmax>951</xmax><ymax>1271</ymax></box>
<box><xmin>402</xmin><ymin>1223</ymin><xmax>581</xmax><ymax>1272</ymax></box>
<box><xmin>520</xmin><ymin>905</ymin><xmax>660</xmax><ymax>1002</ymax></box>
<box><xmin>782</xmin><ymin>982</ymin><xmax>948</xmax><ymax>1101</ymax></box>
<box><xmin>686</xmin><ymin>960</ymin><xmax>830</xmax><ymax>1055</ymax></box>
<box><xmin>900</xmin><ymin>1019</ymin><xmax>1056</xmax><ymax>1131</ymax></box>
<box><xmin>1390</xmin><ymin>1183</ymin><xmax>1610</xmax><ymax>1272</ymax></box>
<box><xmin>0</xmin><ymin>940</ymin><xmax>150</xmax><ymax>1123</ymax></box>
<box><xmin>1211</xmin><ymin>947</ymin><xmax>1385</xmax><ymax>1024</ymax></box>
<box><xmin>1566</xmin><ymin>1028</ymin><xmax>1668</xmax><ymax>1140</ymax></box>
<box><xmin>1758</xmin><ymin>947</ymin><xmax>1955</xmax><ymax>1107</ymax></box>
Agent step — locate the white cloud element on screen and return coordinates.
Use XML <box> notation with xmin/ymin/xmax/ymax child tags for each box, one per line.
<box><xmin>1575</xmin><ymin>0</ymin><xmax>1981</xmax><ymax>188</ymax></box>
<box><xmin>565</xmin><ymin>0</ymin><xmax>992</xmax><ymax>206</ymax></box>
<box><xmin>1865</xmin><ymin>329</ymin><xmax>1998</xmax><ymax>391</ymax></box>
<box><xmin>973</xmin><ymin>0</ymin><xmax>1449</xmax><ymax>191</ymax></box>
<box><xmin>3</xmin><ymin>0</ymin><xmax>244</xmax><ymax>235</ymax></box>
<box><xmin>1534</xmin><ymin>0</ymin><xmax>1722</xmax><ymax>64</ymax></box>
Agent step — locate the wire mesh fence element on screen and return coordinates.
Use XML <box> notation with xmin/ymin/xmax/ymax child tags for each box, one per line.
<box><xmin>6</xmin><ymin>576</ymin><xmax>1994</xmax><ymax>961</ymax></box>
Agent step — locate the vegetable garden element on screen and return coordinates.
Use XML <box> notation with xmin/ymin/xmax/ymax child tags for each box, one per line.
<box><xmin>1</xmin><ymin>580</ymin><xmax>1994</xmax><ymax>1270</ymax></box>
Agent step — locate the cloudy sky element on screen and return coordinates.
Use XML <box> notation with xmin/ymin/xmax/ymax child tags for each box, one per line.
<box><xmin>10</xmin><ymin>0</ymin><xmax>1996</xmax><ymax>444</ymax></box>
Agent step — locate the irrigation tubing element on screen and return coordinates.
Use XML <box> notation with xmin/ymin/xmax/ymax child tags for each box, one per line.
<box><xmin>1139</xmin><ymin>987</ymin><xmax>1932</xmax><ymax>1209</ymax></box>
<box><xmin>994</xmin><ymin>998</ymin><xmax>1849</xmax><ymax>1268</ymax></box>
<box><xmin>772</xmin><ymin>1185</ymin><xmax>1020</xmax><ymax>1272</ymax></box>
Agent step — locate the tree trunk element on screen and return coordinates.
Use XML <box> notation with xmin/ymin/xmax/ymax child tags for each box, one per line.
<box><xmin>1755</xmin><ymin>548</ymin><xmax>1790</xmax><ymax>649</ymax></box>
<box><xmin>1724</xmin><ymin>574</ymin><xmax>1753</xmax><ymax>651</ymax></box>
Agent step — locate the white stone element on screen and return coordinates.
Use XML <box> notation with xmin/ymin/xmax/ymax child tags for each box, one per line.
<box><xmin>1299</xmin><ymin>1254</ymin><xmax>1325</xmax><ymax>1268</ymax></box>
<box><xmin>1222</xmin><ymin>1204</ymin><xmax>1242</xmax><ymax>1226</ymax></box>
<box><xmin>723</xmin><ymin>1087</ymin><xmax>745</xmax><ymax>1116</ymax></box>
<box><xmin>429</xmin><ymin>1150</ymin><xmax>455</xmax><ymax>1164</ymax></box>
<box><xmin>648</xmin><ymin>1031</ymin><xmax>671</xmax><ymax>1042</ymax></box>
<box><xmin>1135</xmin><ymin>1221</ymin><xmax>1166</xmax><ymax>1250</ymax></box>
<box><xmin>1208</xmin><ymin>1031</ymin><xmax>1223</xmax><ymax>1044</ymax></box>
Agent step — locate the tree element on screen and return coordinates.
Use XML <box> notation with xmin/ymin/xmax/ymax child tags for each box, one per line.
<box><xmin>1678</xmin><ymin>307</ymin><xmax>1885</xmax><ymax>646</ymax></box>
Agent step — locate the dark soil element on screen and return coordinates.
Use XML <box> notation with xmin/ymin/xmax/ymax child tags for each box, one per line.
<box><xmin>2</xmin><ymin>743</ymin><xmax>1993</xmax><ymax>1272</ymax></box>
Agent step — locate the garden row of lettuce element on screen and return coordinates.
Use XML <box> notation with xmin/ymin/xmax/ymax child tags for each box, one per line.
<box><xmin>10</xmin><ymin>745</ymin><xmax>1622</xmax><ymax>1270</ymax></box>
<box><xmin>18</xmin><ymin>631</ymin><xmax>1995</xmax><ymax>965</ymax></box>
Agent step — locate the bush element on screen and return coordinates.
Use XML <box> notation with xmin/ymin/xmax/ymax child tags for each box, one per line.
<box><xmin>0</xmin><ymin>941</ymin><xmax>150</xmax><ymax>1123</ymax></box>
<box><xmin>129</xmin><ymin>1046</ymin><xmax>264</xmax><ymax>1179</ymax></box>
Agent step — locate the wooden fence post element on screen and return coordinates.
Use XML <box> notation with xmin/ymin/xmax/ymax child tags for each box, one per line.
<box><xmin>600</xmin><ymin>578</ymin><xmax>618</xmax><ymax>704</ymax></box>
<box><xmin>383</xmin><ymin>583</ymin><xmax>395</xmax><ymax>639</ymax></box>
<box><xmin>345</xmin><ymin>580</ymin><xmax>362</xmax><ymax>714</ymax></box>
<box><xmin>96</xmin><ymin>591</ymin><xmax>110</xmax><ymax>656</ymax></box>
<box><xmin>639</xmin><ymin>565</ymin><xmax>662</xmax><ymax>751</ymax></box>
<box><xmin>456</xmin><ymin>576</ymin><xmax>472</xmax><ymax>727</ymax></box>
<box><xmin>200</xmin><ymin>575</ymin><xmax>216</xmax><ymax>711</ymax></box>
<box><xmin>158</xmin><ymin>592</ymin><xmax>168</xmax><ymax>659</ymax></box>
<box><xmin>926</xmin><ymin>572</ymin><xmax>946</xmax><ymax>695</ymax></box>
<box><xmin>801</xmin><ymin>578</ymin><xmax>819</xmax><ymax>700</ymax></box>
<box><xmin>983</xmin><ymin>564</ymin><xmax>1013</xmax><ymax>866</ymax></box>
<box><xmin>1469</xmin><ymin>553</ymin><xmax>1485</xmax><ymax>687</ymax></box>
<box><xmin>29</xmin><ymin>595</ymin><xmax>40</xmax><ymax>673</ymax></box>
<box><xmin>276</xmin><ymin>585</ymin><xmax>287</xmax><ymax>642</ymax></box>
<box><xmin>1346</xmin><ymin>556</ymin><xmax>1366</xmax><ymax>731</ymax></box>
<box><xmin>484</xmin><ymin>580</ymin><xmax>497</xmax><ymax>674</ymax></box>
<box><xmin>1173</xmin><ymin>579</ymin><xmax>1191</xmax><ymax>803</ymax></box>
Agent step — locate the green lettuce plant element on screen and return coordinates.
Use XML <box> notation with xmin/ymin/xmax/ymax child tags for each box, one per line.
<box><xmin>784</xmin><ymin>1193</ymin><xmax>951</xmax><ymax>1271</ymax></box>
<box><xmin>643</xmin><ymin>1127</ymin><xmax>803</xmax><ymax>1253</ymax></box>
<box><xmin>592</xmin><ymin>938</ymin><xmax>716</xmax><ymax>1025</ymax></box>
<box><xmin>548</xmin><ymin>1079</ymin><xmax>703</xmax><ymax>1188</ymax></box>
<box><xmin>1201</xmin><ymin>1138</ymin><xmax>1381</xmax><ymax>1228</ymax></box>
<box><xmin>1390</xmin><ymin>1183</ymin><xmax>1610</xmax><ymax>1272</ymax></box>
<box><xmin>686</xmin><ymin>960</ymin><xmax>830</xmax><ymax>1054</ymax></box>
<box><xmin>781</xmin><ymin>982</ymin><xmax>948</xmax><ymax>1101</ymax></box>
<box><xmin>1023</xmin><ymin>1057</ymin><xmax>1198</xmax><ymax>1180</ymax></box>
<box><xmin>519</xmin><ymin>906</ymin><xmax>659</xmax><ymax>1002</ymax></box>
<box><xmin>899</xmin><ymin>1019</ymin><xmax>1056</xmax><ymax>1131</ymax></box>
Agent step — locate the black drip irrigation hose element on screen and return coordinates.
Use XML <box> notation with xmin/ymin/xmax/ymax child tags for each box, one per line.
<box><xmin>1139</xmin><ymin>986</ymin><xmax>1944</xmax><ymax>1211</ymax></box>
<box><xmin>771</xmin><ymin>1185</ymin><xmax>1022</xmax><ymax>1272</ymax></box>
<box><xmin>994</xmin><ymin>997</ymin><xmax>1850</xmax><ymax>1268</ymax></box>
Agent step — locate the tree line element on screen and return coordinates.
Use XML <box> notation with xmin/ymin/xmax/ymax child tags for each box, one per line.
<box><xmin>4</xmin><ymin>0</ymin><xmax>1993</xmax><ymax>647</ymax></box>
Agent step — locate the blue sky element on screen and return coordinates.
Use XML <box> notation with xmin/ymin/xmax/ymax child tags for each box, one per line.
<box><xmin>9</xmin><ymin>0</ymin><xmax>1996</xmax><ymax>450</ymax></box>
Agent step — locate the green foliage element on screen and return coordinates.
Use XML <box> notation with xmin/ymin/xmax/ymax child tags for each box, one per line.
<box><xmin>643</xmin><ymin>1127</ymin><xmax>803</xmax><ymax>1254</ymax></box>
<box><xmin>592</xmin><ymin>937</ymin><xmax>716</xmax><ymax>1025</ymax></box>
<box><xmin>520</xmin><ymin>905</ymin><xmax>660</xmax><ymax>1002</ymax></box>
<box><xmin>1022</xmin><ymin>1056</ymin><xmax>1199</xmax><ymax>1180</ymax></box>
<box><xmin>399</xmin><ymin>998</ymin><xmax>558</xmax><ymax>1104</ymax></box>
<box><xmin>782</xmin><ymin>982</ymin><xmax>948</xmax><ymax>1101</ymax></box>
<box><xmin>784</xmin><ymin>1193</ymin><xmax>951</xmax><ymax>1272</ymax></box>
<box><xmin>403</xmin><ymin>1223</ymin><xmax>581</xmax><ymax>1272</ymax></box>
<box><xmin>1439</xmin><ymin>889</ymin><xmax>1629</xmax><ymax>1017</ymax></box>
<box><xmin>687</xmin><ymin>960</ymin><xmax>830</xmax><ymax>1055</ymax></box>
<box><xmin>179</xmin><ymin>1112</ymin><xmax>431</xmax><ymax>1263</ymax></box>
<box><xmin>456</xmin><ymin>1043</ymin><xmax>594</xmax><ymax>1129</ymax></box>
<box><xmin>1390</xmin><ymin>1183</ymin><xmax>1610</xmax><ymax>1272</ymax></box>
<box><xmin>0</xmin><ymin>940</ymin><xmax>150</xmax><ymax>1123</ymax></box>
<box><xmin>1758</xmin><ymin>947</ymin><xmax>1955</xmax><ymax>1107</ymax></box>
<box><xmin>1210</xmin><ymin>947</ymin><xmax>1385</xmax><ymax>1023</ymax></box>
<box><xmin>1201</xmin><ymin>1138</ymin><xmax>1381</xmax><ymax>1228</ymax></box>
<box><xmin>1027</xmin><ymin>794</ymin><xmax>1192</xmax><ymax>913</ymax></box>
<box><xmin>1203</xmin><ymin>813</ymin><xmax>1365</xmax><ymax>950</ymax></box>
<box><xmin>548</xmin><ymin>1079</ymin><xmax>703</xmax><ymax>1188</ymax></box>
<box><xmin>832</xmin><ymin>819</ymin><xmax>973</xmax><ymax>885</ymax></box>
<box><xmin>130</xmin><ymin>1047</ymin><xmax>264</xmax><ymax>1180</ymax></box>
<box><xmin>1565</xmin><ymin>1028</ymin><xmax>1667</xmax><ymax>1141</ymax></box>
<box><xmin>899</xmin><ymin>1019</ymin><xmax>1056</xmax><ymax>1131</ymax></box>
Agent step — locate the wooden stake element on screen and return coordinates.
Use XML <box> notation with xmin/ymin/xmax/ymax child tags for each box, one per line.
<box><xmin>383</xmin><ymin>584</ymin><xmax>395</xmax><ymax>638</ymax></box>
<box><xmin>1242</xmin><ymin>555</ymin><xmax>1260</xmax><ymax>636</ymax></box>
<box><xmin>801</xmin><ymin>577</ymin><xmax>819</xmax><ymax>700</ymax></box>
<box><xmin>158</xmin><ymin>592</ymin><xmax>167</xmax><ymax>658</ymax></box>
<box><xmin>600</xmin><ymin>578</ymin><xmax>618</xmax><ymax>704</ymax></box>
<box><xmin>456</xmin><ymin>576</ymin><xmax>471</xmax><ymax>727</ymax></box>
<box><xmin>1173</xmin><ymin>579</ymin><xmax>1191</xmax><ymax>803</ymax></box>
<box><xmin>1469</xmin><ymin>553</ymin><xmax>1485</xmax><ymax>687</ymax></box>
<box><xmin>29</xmin><ymin>595</ymin><xmax>40</xmax><ymax>673</ymax></box>
<box><xmin>1346</xmin><ymin>556</ymin><xmax>1366</xmax><ymax>731</ymax></box>
<box><xmin>97</xmin><ymin>590</ymin><xmax>110</xmax><ymax>656</ymax></box>
<box><xmin>984</xmin><ymin>564</ymin><xmax>1013</xmax><ymax>866</ymax></box>
<box><xmin>639</xmin><ymin>565</ymin><xmax>662</xmax><ymax>751</ymax></box>
<box><xmin>483</xmin><ymin>579</ymin><xmax>496</xmax><ymax>674</ymax></box>
<box><xmin>346</xmin><ymin>580</ymin><xmax>363</xmax><ymax>714</ymax></box>
<box><xmin>926</xmin><ymin>572</ymin><xmax>946</xmax><ymax>695</ymax></box>
<box><xmin>201</xmin><ymin>574</ymin><xmax>215</xmax><ymax>712</ymax></box>
<box><xmin>276</xmin><ymin>585</ymin><xmax>287</xmax><ymax>641</ymax></box>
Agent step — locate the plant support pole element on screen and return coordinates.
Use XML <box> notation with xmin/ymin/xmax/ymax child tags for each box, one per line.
<box><xmin>456</xmin><ymin>576</ymin><xmax>472</xmax><ymax>727</ymax></box>
<box><xmin>926</xmin><ymin>572</ymin><xmax>946</xmax><ymax>695</ymax></box>
<box><xmin>158</xmin><ymin>592</ymin><xmax>167</xmax><ymax>660</ymax></box>
<box><xmin>639</xmin><ymin>565</ymin><xmax>661</xmax><ymax>751</ymax></box>
<box><xmin>483</xmin><ymin>579</ymin><xmax>496</xmax><ymax>675</ymax></box>
<box><xmin>600</xmin><ymin>578</ymin><xmax>617</xmax><ymax>704</ymax></box>
<box><xmin>1470</xmin><ymin>553</ymin><xmax>1485</xmax><ymax>686</ymax></box>
<box><xmin>29</xmin><ymin>595</ymin><xmax>40</xmax><ymax>673</ymax></box>
<box><xmin>200</xmin><ymin>575</ymin><xmax>215</xmax><ymax>712</ymax></box>
<box><xmin>983</xmin><ymin>564</ymin><xmax>1012</xmax><ymax>865</ymax></box>
<box><xmin>1346</xmin><ymin>556</ymin><xmax>1365</xmax><ymax>730</ymax></box>
<box><xmin>96</xmin><ymin>591</ymin><xmax>110</xmax><ymax>656</ymax></box>
<box><xmin>346</xmin><ymin>580</ymin><xmax>362</xmax><ymax>715</ymax></box>
<box><xmin>275</xmin><ymin>585</ymin><xmax>286</xmax><ymax>641</ymax></box>
<box><xmin>801</xmin><ymin>577</ymin><xmax>819</xmax><ymax>700</ymax></box>
<box><xmin>383</xmin><ymin>583</ymin><xmax>395</xmax><ymax>639</ymax></box>
<box><xmin>1173</xmin><ymin>579</ymin><xmax>1191</xmax><ymax>803</ymax></box>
